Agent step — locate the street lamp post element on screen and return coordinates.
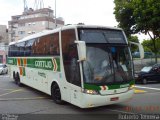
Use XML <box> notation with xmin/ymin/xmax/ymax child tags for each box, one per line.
<box><xmin>55</xmin><ymin>0</ymin><xmax>57</xmax><ymax>28</ymax></box>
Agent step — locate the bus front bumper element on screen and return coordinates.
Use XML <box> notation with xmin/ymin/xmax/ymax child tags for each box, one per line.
<box><xmin>80</xmin><ymin>89</ymin><xmax>134</xmax><ymax>108</ymax></box>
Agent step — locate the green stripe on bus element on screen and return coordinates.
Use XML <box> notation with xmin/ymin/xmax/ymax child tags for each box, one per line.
<box><xmin>8</xmin><ymin>57</ymin><xmax>60</xmax><ymax>72</ymax></box>
<box><xmin>129</xmin><ymin>80</ymin><xmax>135</xmax><ymax>85</ymax></box>
<box><xmin>23</xmin><ymin>67</ymin><xmax>26</xmax><ymax>76</ymax></box>
<box><xmin>7</xmin><ymin>58</ymin><xmax>17</xmax><ymax>65</ymax></box>
<box><xmin>21</xmin><ymin>59</ymin><xmax>23</xmax><ymax>66</ymax></box>
<box><xmin>55</xmin><ymin>58</ymin><xmax>60</xmax><ymax>71</ymax></box>
<box><xmin>84</xmin><ymin>80</ymin><xmax>135</xmax><ymax>90</ymax></box>
<box><xmin>107</xmin><ymin>84</ymin><xmax>129</xmax><ymax>90</ymax></box>
<box><xmin>27</xmin><ymin>58</ymin><xmax>60</xmax><ymax>71</ymax></box>
<box><xmin>84</xmin><ymin>84</ymin><xmax>101</xmax><ymax>90</ymax></box>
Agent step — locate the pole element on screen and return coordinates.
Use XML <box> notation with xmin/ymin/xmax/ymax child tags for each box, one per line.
<box><xmin>55</xmin><ymin>0</ymin><xmax>57</xmax><ymax>28</ymax></box>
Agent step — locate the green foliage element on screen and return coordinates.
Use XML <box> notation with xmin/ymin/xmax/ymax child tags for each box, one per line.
<box><xmin>114</xmin><ymin>0</ymin><xmax>135</xmax><ymax>37</ymax></box>
<box><xmin>133</xmin><ymin>0</ymin><xmax>160</xmax><ymax>37</ymax></box>
<box><xmin>142</xmin><ymin>39</ymin><xmax>160</xmax><ymax>53</ymax></box>
<box><xmin>114</xmin><ymin>0</ymin><xmax>160</xmax><ymax>62</ymax></box>
<box><xmin>114</xmin><ymin>0</ymin><xmax>160</xmax><ymax>38</ymax></box>
<box><xmin>141</xmin><ymin>40</ymin><xmax>152</xmax><ymax>52</ymax></box>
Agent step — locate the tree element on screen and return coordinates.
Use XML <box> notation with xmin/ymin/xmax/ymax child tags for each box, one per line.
<box><xmin>114</xmin><ymin>0</ymin><xmax>135</xmax><ymax>37</ymax></box>
<box><xmin>114</xmin><ymin>0</ymin><xmax>160</xmax><ymax>63</ymax></box>
<box><xmin>141</xmin><ymin>40</ymin><xmax>152</xmax><ymax>52</ymax></box>
<box><xmin>142</xmin><ymin>39</ymin><xmax>160</xmax><ymax>54</ymax></box>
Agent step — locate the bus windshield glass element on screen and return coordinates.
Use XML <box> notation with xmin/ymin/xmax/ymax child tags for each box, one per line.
<box><xmin>78</xmin><ymin>28</ymin><xmax>133</xmax><ymax>85</ymax></box>
<box><xmin>78</xmin><ymin>29</ymin><xmax>126</xmax><ymax>44</ymax></box>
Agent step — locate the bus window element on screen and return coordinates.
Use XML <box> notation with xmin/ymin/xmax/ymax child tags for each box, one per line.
<box><xmin>31</xmin><ymin>33</ymin><xmax>60</xmax><ymax>56</ymax></box>
<box><xmin>50</xmin><ymin>33</ymin><xmax>60</xmax><ymax>55</ymax></box>
<box><xmin>25</xmin><ymin>39</ymin><xmax>35</xmax><ymax>56</ymax></box>
<box><xmin>62</xmin><ymin>29</ymin><xmax>81</xmax><ymax>86</ymax></box>
<box><xmin>17</xmin><ymin>42</ymin><xmax>25</xmax><ymax>56</ymax></box>
<box><xmin>110</xmin><ymin>46</ymin><xmax>133</xmax><ymax>82</ymax></box>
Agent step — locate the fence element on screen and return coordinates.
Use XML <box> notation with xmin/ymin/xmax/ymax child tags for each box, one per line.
<box><xmin>133</xmin><ymin>55</ymin><xmax>160</xmax><ymax>72</ymax></box>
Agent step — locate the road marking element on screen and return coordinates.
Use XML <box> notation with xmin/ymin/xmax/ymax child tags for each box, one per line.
<box><xmin>106</xmin><ymin>108</ymin><xmax>135</xmax><ymax>114</ymax></box>
<box><xmin>134</xmin><ymin>89</ymin><xmax>146</xmax><ymax>94</ymax></box>
<box><xmin>0</xmin><ymin>75</ymin><xmax>9</xmax><ymax>78</ymax></box>
<box><xmin>135</xmin><ymin>86</ymin><xmax>160</xmax><ymax>91</ymax></box>
<box><xmin>0</xmin><ymin>97</ymin><xmax>48</xmax><ymax>101</ymax></box>
<box><xmin>0</xmin><ymin>88</ymin><xmax>19</xmax><ymax>91</ymax></box>
<box><xmin>0</xmin><ymin>89</ymin><xmax>23</xmax><ymax>97</ymax></box>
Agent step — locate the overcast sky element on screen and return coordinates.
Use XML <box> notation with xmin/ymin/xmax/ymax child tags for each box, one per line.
<box><xmin>0</xmin><ymin>0</ymin><xmax>149</xmax><ymax>41</ymax></box>
<box><xmin>0</xmin><ymin>0</ymin><xmax>117</xmax><ymax>26</ymax></box>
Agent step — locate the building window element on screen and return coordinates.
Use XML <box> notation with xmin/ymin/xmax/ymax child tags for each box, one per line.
<box><xmin>28</xmin><ymin>31</ymin><xmax>32</xmax><ymax>34</ymax></box>
<box><xmin>18</xmin><ymin>31</ymin><xmax>25</xmax><ymax>35</ymax></box>
<box><xmin>18</xmin><ymin>23</ymin><xmax>25</xmax><ymax>27</ymax></box>
<box><xmin>42</xmin><ymin>21</ymin><xmax>45</xmax><ymax>26</ymax></box>
<box><xmin>28</xmin><ymin>23</ymin><xmax>32</xmax><ymax>26</ymax></box>
<box><xmin>32</xmin><ymin>31</ymin><xmax>36</xmax><ymax>34</ymax></box>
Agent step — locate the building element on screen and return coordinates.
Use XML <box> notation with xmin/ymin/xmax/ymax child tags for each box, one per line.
<box><xmin>0</xmin><ymin>25</ymin><xmax>8</xmax><ymax>64</ymax></box>
<box><xmin>8</xmin><ymin>8</ymin><xmax>64</xmax><ymax>42</ymax></box>
<box><xmin>0</xmin><ymin>25</ymin><xmax>9</xmax><ymax>44</ymax></box>
<box><xmin>0</xmin><ymin>46</ymin><xmax>7</xmax><ymax>64</ymax></box>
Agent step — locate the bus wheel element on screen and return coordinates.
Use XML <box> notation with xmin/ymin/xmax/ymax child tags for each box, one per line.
<box><xmin>13</xmin><ymin>72</ymin><xmax>16</xmax><ymax>80</ymax></box>
<box><xmin>51</xmin><ymin>83</ymin><xmax>63</xmax><ymax>104</ymax></box>
<box><xmin>15</xmin><ymin>73</ymin><xmax>22</xmax><ymax>87</ymax></box>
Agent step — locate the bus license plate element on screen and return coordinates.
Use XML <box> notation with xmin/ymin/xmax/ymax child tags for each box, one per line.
<box><xmin>110</xmin><ymin>97</ymin><xmax>119</xmax><ymax>101</ymax></box>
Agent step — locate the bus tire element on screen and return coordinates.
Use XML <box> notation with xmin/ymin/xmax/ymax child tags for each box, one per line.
<box><xmin>51</xmin><ymin>83</ymin><xmax>63</xmax><ymax>104</ymax></box>
<box><xmin>13</xmin><ymin>72</ymin><xmax>16</xmax><ymax>80</ymax></box>
<box><xmin>6</xmin><ymin>70</ymin><xmax>8</xmax><ymax>74</ymax></box>
<box><xmin>15</xmin><ymin>73</ymin><xmax>22</xmax><ymax>87</ymax></box>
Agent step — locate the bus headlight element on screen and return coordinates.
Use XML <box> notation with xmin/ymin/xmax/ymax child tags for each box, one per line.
<box><xmin>83</xmin><ymin>89</ymin><xmax>99</xmax><ymax>95</ymax></box>
<box><xmin>128</xmin><ymin>85</ymin><xmax>135</xmax><ymax>90</ymax></box>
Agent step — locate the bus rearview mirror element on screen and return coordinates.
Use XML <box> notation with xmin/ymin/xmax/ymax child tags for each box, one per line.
<box><xmin>75</xmin><ymin>41</ymin><xmax>86</xmax><ymax>62</ymax></box>
<box><xmin>138</xmin><ymin>44</ymin><xmax>144</xmax><ymax>59</ymax></box>
<box><xmin>130</xmin><ymin>42</ymin><xmax>144</xmax><ymax>59</ymax></box>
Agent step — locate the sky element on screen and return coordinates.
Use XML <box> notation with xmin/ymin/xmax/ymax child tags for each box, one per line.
<box><xmin>0</xmin><ymin>0</ymin><xmax>149</xmax><ymax>42</ymax></box>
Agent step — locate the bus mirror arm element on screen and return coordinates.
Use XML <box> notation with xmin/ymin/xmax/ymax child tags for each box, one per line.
<box><xmin>129</xmin><ymin>42</ymin><xmax>144</xmax><ymax>59</ymax></box>
<box><xmin>77</xmin><ymin>58</ymin><xmax>86</xmax><ymax>62</ymax></box>
<box><xmin>75</xmin><ymin>41</ymin><xmax>87</xmax><ymax>62</ymax></box>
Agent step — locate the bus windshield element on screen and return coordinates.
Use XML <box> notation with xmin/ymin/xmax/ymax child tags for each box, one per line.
<box><xmin>82</xmin><ymin>44</ymin><xmax>133</xmax><ymax>85</ymax></box>
<box><xmin>78</xmin><ymin>28</ymin><xmax>133</xmax><ymax>85</ymax></box>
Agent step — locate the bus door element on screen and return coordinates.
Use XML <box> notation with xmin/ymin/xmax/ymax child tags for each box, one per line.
<box><xmin>61</xmin><ymin>29</ymin><xmax>82</xmax><ymax>105</ymax></box>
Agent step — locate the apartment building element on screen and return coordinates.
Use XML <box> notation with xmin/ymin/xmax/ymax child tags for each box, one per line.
<box><xmin>0</xmin><ymin>25</ymin><xmax>8</xmax><ymax>44</ymax></box>
<box><xmin>0</xmin><ymin>25</ymin><xmax>8</xmax><ymax>63</ymax></box>
<box><xmin>8</xmin><ymin>8</ymin><xmax>64</xmax><ymax>42</ymax></box>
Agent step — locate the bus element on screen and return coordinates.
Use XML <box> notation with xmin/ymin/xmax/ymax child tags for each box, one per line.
<box><xmin>8</xmin><ymin>25</ymin><xmax>143</xmax><ymax>108</ymax></box>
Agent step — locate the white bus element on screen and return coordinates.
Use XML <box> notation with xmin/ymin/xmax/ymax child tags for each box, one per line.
<box><xmin>8</xmin><ymin>25</ymin><xmax>140</xmax><ymax>108</ymax></box>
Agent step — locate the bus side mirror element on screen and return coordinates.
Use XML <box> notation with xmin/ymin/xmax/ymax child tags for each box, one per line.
<box><xmin>75</xmin><ymin>41</ymin><xmax>86</xmax><ymax>62</ymax></box>
<box><xmin>130</xmin><ymin>42</ymin><xmax>144</xmax><ymax>59</ymax></box>
<box><xmin>138</xmin><ymin>44</ymin><xmax>144</xmax><ymax>59</ymax></box>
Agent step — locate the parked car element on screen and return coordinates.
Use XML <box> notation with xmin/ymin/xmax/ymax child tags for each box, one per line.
<box><xmin>135</xmin><ymin>63</ymin><xmax>160</xmax><ymax>84</ymax></box>
<box><xmin>0</xmin><ymin>64</ymin><xmax>8</xmax><ymax>75</ymax></box>
<box><xmin>132</xmin><ymin>51</ymin><xmax>154</xmax><ymax>58</ymax></box>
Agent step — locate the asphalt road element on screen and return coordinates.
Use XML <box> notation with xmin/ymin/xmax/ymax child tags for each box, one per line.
<box><xmin>0</xmin><ymin>74</ymin><xmax>160</xmax><ymax>120</ymax></box>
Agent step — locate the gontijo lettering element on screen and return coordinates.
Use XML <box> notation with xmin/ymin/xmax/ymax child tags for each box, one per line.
<box><xmin>35</xmin><ymin>61</ymin><xmax>52</xmax><ymax>69</ymax></box>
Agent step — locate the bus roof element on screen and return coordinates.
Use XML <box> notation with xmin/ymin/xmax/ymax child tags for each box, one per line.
<box><xmin>9</xmin><ymin>25</ymin><xmax>123</xmax><ymax>45</ymax></box>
